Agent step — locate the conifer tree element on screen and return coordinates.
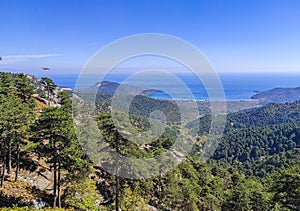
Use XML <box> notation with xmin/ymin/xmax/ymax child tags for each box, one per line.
<box><xmin>33</xmin><ymin>106</ymin><xmax>84</xmax><ymax>208</ymax></box>
<box><xmin>41</xmin><ymin>77</ymin><xmax>56</xmax><ymax>105</ymax></box>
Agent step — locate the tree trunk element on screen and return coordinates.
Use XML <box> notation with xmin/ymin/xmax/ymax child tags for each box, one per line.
<box><xmin>115</xmin><ymin>175</ymin><xmax>119</xmax><ymax>211</ymax></box>
<box><xmin>1</xmin><ymin>154</ymin><xmax>6</xmax><ymax>188</ymax></box>
<box><xmin>58</xmin><ymin>157</ymin><xmax>61</xmax><ymax>208</ymax></box>
<box><xmin>53</xmin><ymin>161</ymin><xmax>57</xmax><ymax>208</ymax></box>
<box><xmin>52</xmin><ymin>138</ymin><xmax>57</xmax><ymax>208</ymax></box>
<box><xmin>47</xmin><ymin>86</ymin><xmax>50</xmax><ymax>106</ymax></box>
<box><xmin>7</xmin><ymin>140</ymin><xmax>11</xmax><ymax>174</ymax></box>
<box><xmin>15</xmin><ymin>140</ymin><xmax>20</xmax><ymax>182</ymax></box>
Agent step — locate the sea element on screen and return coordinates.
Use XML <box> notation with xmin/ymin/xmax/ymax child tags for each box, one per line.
<box><xmin>42</xmin><ymin>72</ymin><xmax>300</xmax><ymax>101</ymax></box>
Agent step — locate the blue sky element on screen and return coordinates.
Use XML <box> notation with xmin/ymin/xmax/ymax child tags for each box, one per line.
<box><xmin>1</xmin><ymin>0</ymin><xmax>300</xmax><ymax>74</ymax></box>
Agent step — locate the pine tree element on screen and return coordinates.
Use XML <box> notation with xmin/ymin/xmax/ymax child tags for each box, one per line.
<box><xmin>0</xmin><ymin>95</ymin><xmax>33</xmax><ymax>185</ymax></box>
<box><xmin>41</xmin><ymin>77</ymin><xmax>56</xmax><ymax>105</ymax></box>
<box><xmin>32</xmin><ymin>107</ymin><xmax>84</xmax><ymax>208</ymax></box>
<box><xmin>97</xmin><ymin>112</ymin><xmax>123</xmax><ymax>211</ymax></box>
<box><xmin>57</xmin><ymin>91</ymin><xmax>72</xmax><ymax>113</ymax></box>
<box><xmin>14</xmin><ymin>73</ymin><xmax>35</xmax><ymax>104</ymax></box>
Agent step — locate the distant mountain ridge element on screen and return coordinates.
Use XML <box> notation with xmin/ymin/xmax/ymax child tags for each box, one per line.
<box><xmin>251</xmin><ymin>86</ymin><xmax>300</xmax><ymax>104</ymax></box>
<box><xmin>78</xmin><ymin>80</ymin><xmax>162</xmax><ymax>96</ymax></box>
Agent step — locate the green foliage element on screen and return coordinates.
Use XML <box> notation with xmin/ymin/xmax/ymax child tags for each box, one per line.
<box><xmin>193</xmin><ymin>101</ymin><xmax>300</xmax><ymax>176</ymax></box>
<box><xmin>41</xmin><ymin>77</ymin><xmax>57</xmax><ymax>105</ymax></box>
<box><xmin>222</xmin><ymin>177</ymin><xmax>270</xmax><ymax>211</ymax></box>
<box><xmin>57</xmin><ymin>91</ymin><xmax>72</xmax><ymax>113</ymax></box>
<box><xmin>128</xmin><ymin>95</ymin><xmax>181</xmax><ymax>124</ymax></box>
<box><xmin>120</xmin><ymin>184</ymin><xmax>148</xmax><ymax>210</ymax></box>
<box><xmin>96</xmin><ymin>112</ymin><xmax>149</xmax><ymax>159</ymax></box>
<box><xmin>271</xmin><ymin>165</ymin><xmax>300</xmax><ymax>210</ymax></box>
<box><xmin>64</xmin><ymin>178</ymin><xmax>101</xmax><ymax>211</ymax></box>
<box><xmin>188</xmin><ymin>101</ymin><xmax>300</xmax><ymax>135</ymax></box>
<box><xmin>0</xmin><ymin>72</ymin><xmax>37</xmax><ymax>186</ymax></box>
<box><xmin>14</xmin><ymin>73</ymin><xmax>35</xmax><ymax>104</ymax></box>
<box><xmin>213</xmin><ymin>124</ymin><xmax>300</xmax><ymax>176</ymax></box>
<box><xmin>32</xmin><ymin>106</ymin><xmax>86</xmax><ymax>207</ymax></box>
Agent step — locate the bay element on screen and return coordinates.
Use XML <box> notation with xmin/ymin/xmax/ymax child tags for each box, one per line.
<box><xmin>44</xmin><ymin>72</ymin><xmax>300</xmax><ymax>101</ymax></box>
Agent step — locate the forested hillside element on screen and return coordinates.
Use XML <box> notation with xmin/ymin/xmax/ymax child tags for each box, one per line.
<box><xmin>188</xmin><ymin>101</ymin><xmax>300</xmax><ymax>177</ymax></box>
<box><xmin>0</xmin><ymin>72</ymin><xmax>299</xmax><ymax>211</ymax></box>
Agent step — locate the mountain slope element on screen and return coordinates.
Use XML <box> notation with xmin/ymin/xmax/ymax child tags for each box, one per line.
<box><xmin>209</xmin><ymin>101</ymin><xmax>300</xmax><ymax>176</ymax></box>
<box><xmin>251</xmin><ymin>86</ymin><xmax>300</xmax><ymax>104</ymax></box>
<box><xmin>77</xmin><ymin>81</ymin><xmax>161</xmax><ymax>96</ymax></box>
<box><xmin>186</xmin><ymin>100</ymin><xmax>300</xmax><ymax>176</ymax></box>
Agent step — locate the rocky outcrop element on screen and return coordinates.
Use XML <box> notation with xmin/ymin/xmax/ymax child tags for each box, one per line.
<box><xmin>26</xmin><ymin>74</ymin><xmax>70</xmax><ymax>107</ymax></box>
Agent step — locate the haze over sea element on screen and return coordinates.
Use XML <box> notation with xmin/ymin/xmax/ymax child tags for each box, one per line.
<box><xmin>44</xmin><ymin>72</ymin><xmax>300</xmax><ymax>101</ymax></box>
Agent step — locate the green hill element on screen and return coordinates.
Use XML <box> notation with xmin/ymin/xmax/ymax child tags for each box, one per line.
<box><xmin>251</xmin><ymin>86</ymin><xmax>300</xmax><ymax>104</ymax></box>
